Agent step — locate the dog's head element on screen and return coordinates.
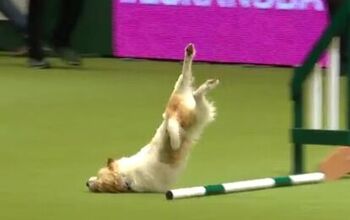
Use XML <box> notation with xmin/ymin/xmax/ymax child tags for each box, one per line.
<box><xmin>86</xmin><ymin>158</ymin><xmax>129</xmax><ymax>193</ymax></box>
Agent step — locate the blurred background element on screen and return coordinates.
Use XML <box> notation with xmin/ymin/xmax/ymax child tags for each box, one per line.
<box><xmin>0</xmin><ymin>0</ymin><xmax>329</xmax><ymax>65</ymax></box>
<box><xmin>0</xmin><ymin>0</ymin><xmax>111</xmax><ymax>56</ymax></box>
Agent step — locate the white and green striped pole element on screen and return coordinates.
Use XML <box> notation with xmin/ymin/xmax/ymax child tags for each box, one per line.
<box><xmin>166</xmin><ymin>172</ymin><xmax>325</xmax><ymax>200</ymax></box>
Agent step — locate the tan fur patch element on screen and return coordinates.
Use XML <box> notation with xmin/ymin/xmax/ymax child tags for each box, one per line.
<box><xmin>157</xmin><ymin>94</ymin><xmax>196</xmax><ymax>166</ymax></box>
<box><xmin>94</xmin><ymin>164</ymin><xmax>127</xmax><ymax>193</ymax></box>
<box><xmin>165</xmin><ymin>94</ymin><xmax>195</xmax><ymax>128</ymax></box>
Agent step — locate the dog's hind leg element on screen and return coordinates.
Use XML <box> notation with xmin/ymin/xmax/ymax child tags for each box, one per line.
<box><xmin>173</xmin><ymin>44</ymin><xmax>196</xmax><ymax>94</ymax></box>
<box><xmin>167</xmin><ymin>117</ymin><xmax>181</xmax><ymax>150</ymax></box>
<box><xmin>165</xmin><ymin>44</ymin><xmax>197</xmax><ymax>151</ymax></box>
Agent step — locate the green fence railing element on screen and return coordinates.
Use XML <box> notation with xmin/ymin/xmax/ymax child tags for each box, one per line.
<box><xmin>291</xmin><ymin>1</ymin><xmax>350</xmax><ymax>174</ymax></box>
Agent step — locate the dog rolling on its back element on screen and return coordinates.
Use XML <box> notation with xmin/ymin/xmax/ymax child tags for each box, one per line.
<box><xmin>86</xmin><ymin>43</ymin><xmax>219</xmax><ymax>193</ymax></box>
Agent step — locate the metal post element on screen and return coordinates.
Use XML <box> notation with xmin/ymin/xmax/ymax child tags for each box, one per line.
<box><xmin>327</xmin><ymin>37</ymin><xmax>340</xmax><ymax>130</ymax></box>
<box><xmin>293</xmin><ymin>92</ymin><xmax>304</xmax><ymax>174</ymax></box>
<box><xmin>309</xmin><ymin>64</ymin><xmax>323</xmax><ymax>129</ymax></box>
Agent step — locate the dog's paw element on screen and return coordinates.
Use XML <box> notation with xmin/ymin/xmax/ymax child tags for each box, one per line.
<box><xmin>185</xmin><ymin>43</ymin><xmax>195</xmax><ymax>57</ymax></box>
<box><xmin>205</xmin><ymin>79</ymin><xmax>219</xmax><ymax>90</ymax></box>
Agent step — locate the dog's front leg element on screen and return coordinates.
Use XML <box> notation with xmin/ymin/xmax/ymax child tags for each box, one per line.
<box><xmin>194</xmin><ymin>79</ymin><xmax>219</xmax><ymax>97</ymax></box>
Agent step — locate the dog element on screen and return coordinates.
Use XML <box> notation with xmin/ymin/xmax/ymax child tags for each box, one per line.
<box><xmin>86</xmin><ymin>43</ymin><xmax>219</xmax><ymax>193</ymax></box>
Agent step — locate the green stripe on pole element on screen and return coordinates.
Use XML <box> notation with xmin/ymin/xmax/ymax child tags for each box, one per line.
<box><xmin>274</xmin><ymin>176</ymin><xmax>292</xmax><ymax>187</ymax></box>
<box><xmin>204</xmin><ymin>184</ymin><xmax>225</xmax><ymax>195</ymax></box>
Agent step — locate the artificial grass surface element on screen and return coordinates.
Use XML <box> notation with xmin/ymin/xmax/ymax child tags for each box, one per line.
<box><xmin>0</xmin><ymin>57</ymin><xmax>349</xmax><ymax>220</ymax></box>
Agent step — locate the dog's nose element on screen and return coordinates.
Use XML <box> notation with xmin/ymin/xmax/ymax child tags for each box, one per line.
<box><xmin>86</xmin><ymin>176</ymin><xmax>97</xmax><ymax>189</ymax></box>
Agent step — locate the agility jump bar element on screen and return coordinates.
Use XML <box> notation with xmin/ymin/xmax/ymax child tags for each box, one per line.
<box><xmin>166</xmin><ymin>172</ymin><xmax>325</xmax><ymax>200</ymax></box>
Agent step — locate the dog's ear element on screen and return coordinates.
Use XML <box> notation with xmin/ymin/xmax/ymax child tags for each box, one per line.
<box><xmin>107</xmin><ymin>158</ymin><xmax>114</xmax><ymax>170</ymax></box>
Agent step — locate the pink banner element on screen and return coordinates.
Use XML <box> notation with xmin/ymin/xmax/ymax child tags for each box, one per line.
<box><xmin>113</xmin><ymin>0</ymin><xmax>329</xmax><ymax>66</ymax></box>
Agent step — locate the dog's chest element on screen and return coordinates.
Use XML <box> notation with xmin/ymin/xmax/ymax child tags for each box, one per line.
<box><xmin>166</xmin><ymin>95</ymin><xmax>196</xmax><ymax>125</ymax></box>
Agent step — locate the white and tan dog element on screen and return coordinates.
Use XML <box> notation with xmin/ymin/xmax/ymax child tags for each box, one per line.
<box><xmin>86</xmin><ymin>44</ymin><xmax>219</xmax><ymax>193</ymax></box>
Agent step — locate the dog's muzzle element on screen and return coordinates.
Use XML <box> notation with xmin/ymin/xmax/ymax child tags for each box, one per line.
<box><xmin>86</xmin><ymin>176</ymin><xmax>98</xmax><ymax>191</ymax></box>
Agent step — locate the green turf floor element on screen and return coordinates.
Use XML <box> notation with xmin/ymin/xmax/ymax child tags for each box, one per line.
<box><xmin>0</xmin><ymin>57</ymin><xmax>349</xmax><ymax>220</ymax></box>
